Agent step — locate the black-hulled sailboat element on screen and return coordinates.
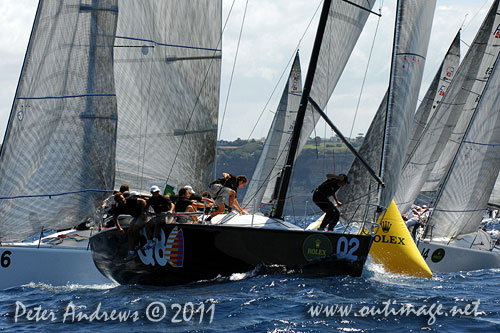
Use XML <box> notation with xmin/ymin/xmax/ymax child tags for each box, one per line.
<box><xmin>90</xmin><ymin>0</ymin><xmax>378</xmax><ymax>286</ymax></box>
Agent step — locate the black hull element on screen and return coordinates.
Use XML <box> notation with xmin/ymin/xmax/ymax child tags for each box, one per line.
<box><xmin>90</xmin><ymin>223</ymin><xmax>372</xmax><ymax>286</ymax></box>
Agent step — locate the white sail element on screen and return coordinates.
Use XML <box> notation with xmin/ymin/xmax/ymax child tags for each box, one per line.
<box><xmin>404</xmin><ymin>32</ymin><xmax>460</xmax><ymax>164</ymax></box>
<box><xmin>423</xmin><ymin>1</ymin><xmax>500</xmax><ymax>193</ymax></box>
<box><xmin>394</xmin><ymin>33</ymin><xmax>464</xmax><ymax>213</ymax></box>
<box><xmin>430</xmin><ymin>53</ymin><xmax>500</xmax><ymax>238</ymax></box>
<box><xmin>298</xmin><ymin>0</ymin><xmax>376</xmax><ymax>158</ymax></box>
<box><xmin>113</xmin><ymin>0</ymin><xmax>222</xmax><ymax>193</ymax></box>
<box><xmin>242</xmin><ymin>53</ymin><xmax>302</xmax><ymax>211</ymax></box>
<box><xmin>0</xmin><ymin>1</ymin><xmax>119</xmax><ymax>242</ymax></box>
<box><xmin>246</xmin><ymin>0</ymin><xmax>376</xmax><ymax>214</ymax></box>
<box><xmin>488</xmin><ymin>174</ymin><xmax>500</xmax><ymax>208</ymax></box>
<box><xmin>338</xmin><ymin>0</ymin><xmax>436</xmax><ymax>221</ymax></box>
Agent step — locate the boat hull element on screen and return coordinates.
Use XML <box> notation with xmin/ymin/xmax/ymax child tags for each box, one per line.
<box><xmin>90</xmin><ymin>223</ymin><xmax>372</xmax><ymax>286</ymax></box>
<box><xmin>417</xmin><ymin>240</ymin><xmax>500</xmax><ymax>273</ymax></box>
<box><xmin>0</xmin><ymin>245</ymin><xmax>110</xmax><ymax>289</ymax></box>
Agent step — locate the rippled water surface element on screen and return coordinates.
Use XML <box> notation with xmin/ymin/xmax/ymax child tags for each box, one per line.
<box><xmin>1</xmin><ymin>217</ymin><xmax>499</xmax><ymax>332</ymax></box>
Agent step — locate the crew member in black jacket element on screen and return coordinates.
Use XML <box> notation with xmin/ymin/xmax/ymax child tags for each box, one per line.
<box><xmin>312</xmin><ymin>174</ymin><xmax>349</xmax><ymax>231</ymax></box>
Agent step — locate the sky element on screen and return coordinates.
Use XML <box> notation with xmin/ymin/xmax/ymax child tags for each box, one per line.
<box><xmin>0</xmin><ymin>0</ymin><xmax>494</xmax><ymax>141</ymax></box>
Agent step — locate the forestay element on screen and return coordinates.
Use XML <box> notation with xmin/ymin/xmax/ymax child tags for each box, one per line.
<box><xmin>113</xmin><ymin>0</ymin><xmax>222</xmax><ymax>193</ymax></box>
<box><xmin>338</xmin><ymin>0</ymin><xmax>436</xmax><ymax>222</ymax></box>
<box><xmin>0</xmin><ymin>0</ymin><xmax>118</xmax><ymax>242</ymax></box>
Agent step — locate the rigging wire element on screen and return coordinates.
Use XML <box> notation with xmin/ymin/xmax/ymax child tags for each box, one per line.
<box><xmin>348</xmin><ymin>0</ymin><xmax>383</xmax><ymax>139</ymax></box>
<box><xmin>218</xmin><ymin>0</ymin><xmax>249</xmax><ymax>141</ymax></box>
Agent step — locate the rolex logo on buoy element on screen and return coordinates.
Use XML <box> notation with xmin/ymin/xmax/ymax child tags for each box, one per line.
<box><xmin>381</xmin><ymin>220</ymin><xmax>392</xmax><ymax>233</ymax></box>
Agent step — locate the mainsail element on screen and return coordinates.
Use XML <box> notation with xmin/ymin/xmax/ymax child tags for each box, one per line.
<box><xmin>423</xmin><ymin>0</ymin><xmax>500</xmax><ymax>193</ymax></box>
<box><xmin>338</xmin><ymin>0</ymin><xmax>436</xmax><ymax>222</ymax></box>
<box><xmin>429</xmin><ymin>52</ymin><xmax>500</xmax><ymax>239</ymax></box>
<box><xmin>113</xmin><ymin>0</ymin><xmax>222</xmax><ymax>193</ymax></box>
<box><xmin>242</xmin><ymin>53</ymin><xmax>302</xmax><ymax>211</ymax></box>
<box><xmin>0</xmin><ymin>1</ymin><xmax>119</xmax><ymax>242</ymax></box>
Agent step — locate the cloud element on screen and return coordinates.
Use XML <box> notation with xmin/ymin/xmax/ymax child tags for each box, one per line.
<box><xmin>0</xmin><ymin>0</ymin><xmax>494</xmax><ymax>141</ymax></box>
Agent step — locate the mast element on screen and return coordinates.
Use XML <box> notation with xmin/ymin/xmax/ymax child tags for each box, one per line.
<box><xmin>273</xmin><ymin>0</ymin><xmax>332</xmax><ymax>219</ymax></box>
<box><xmin>376</xmin><ymin>0</ymin><xmax>401</xmax><ymax>212</ymax></box>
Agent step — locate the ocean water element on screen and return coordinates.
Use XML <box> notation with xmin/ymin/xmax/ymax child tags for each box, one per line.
<box><xmin>1</xmin><ymin>218</ymin><xmax>499</xmax><ymax>332</ymax></box>
<box><xmin>1</xmin><ymin>263</ymin><xmax>499</xmax><ymax>332</ymax></box>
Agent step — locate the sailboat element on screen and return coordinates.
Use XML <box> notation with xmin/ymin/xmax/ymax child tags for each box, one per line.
<box><xmin>396</xmin><ymin>0</ymin><xmax>500</xmax><ymax>273</ymax></box>
<box><xmin>90</xmin><ymin>0</ymin><xmax>377</xmax><ymax>286</ymax></box>
<box><xmin>0</xmin><ymin>0</ymin><xmax>119</xmax><ymax>288</ymax></box>
<box><xmin>0</xmin><ymin>0</ymin><xmax>223</xmax><ymax>288</ymax></box>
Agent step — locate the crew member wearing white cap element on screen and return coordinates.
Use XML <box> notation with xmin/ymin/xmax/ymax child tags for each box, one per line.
<box><xmin>145</xmin><ymin>185</ymin><xmax>175</xmax><ymax>247</ymax></box>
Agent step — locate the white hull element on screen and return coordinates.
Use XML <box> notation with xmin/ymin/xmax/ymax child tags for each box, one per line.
<box><xmin>0</xmin><ymin>229</ymin><xmax>110</xmax><ymax>289</ymax></box>
<box><xmin>416</xmin><ymin>240</ymin><xmax>500</xmax><ymax>273</ymax></box>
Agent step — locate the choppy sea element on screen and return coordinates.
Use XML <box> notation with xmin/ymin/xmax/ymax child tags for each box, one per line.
<box><xmin>1</xmin><ymin>217</ymin><xmax>499</xmax><ymax>332</ymax></box>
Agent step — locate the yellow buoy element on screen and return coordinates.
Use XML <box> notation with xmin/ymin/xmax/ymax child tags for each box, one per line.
<box><xmin>363</xmin><ymin>200</ymin><xmax>432</xmax><ymax>278</ymax></box>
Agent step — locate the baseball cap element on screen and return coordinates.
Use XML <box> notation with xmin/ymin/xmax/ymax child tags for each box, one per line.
<box><xmin>184</xmin><ymin>185</ymin><xmax>195</xmax><ymax>194</ymax></box>
<box><xmin>150</xmin><ymin>185</ymin><xmax>161</xmax><ymax>193</ymax></box>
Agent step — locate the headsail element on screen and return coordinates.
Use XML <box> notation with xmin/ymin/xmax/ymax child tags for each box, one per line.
<box><xmin>338</xmin><ymin>0</ymin><xmax>436</xmax><ymax>222</ymax></box>
<box><xmin>423</xmin><ymin>0</ymin><xmax>500</xmax><ymax>193</ymax></box>
<box><xmin>404</xmin><ymin>32</ymin><xmax>460</xmax><ymax>164</ymax></box>
<box><xmin>428</xmin><ymin>2</ymin><xmax>500</xmax><ymax>239</ymax></box>
<box><xmin>0</xmin><ymin>1</ymin><xmax>119</xmax><ymax>242</ymax></box>
<box><xmin>113</xmin><ymin>0</ymin><xmax>222</xmax><ymax>193</ymax></box>
<box><xmin>430</xmin><ymin>53</ymin><xmax>500</xmax><ymax>238</ymax></box>
<box><xmin>394</xmin><ymin>32</ymin><xmax>463</xmax><ymax>213</ymax></box>
<box><xmin>242</xmin><ymin>53</ymin><xmax>302</xmax><ymax>212</ymax></box>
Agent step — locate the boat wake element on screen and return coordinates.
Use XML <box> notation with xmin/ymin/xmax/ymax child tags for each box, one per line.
<box><xmin>363</xmin><ymin>257</ymin><xmax>428</xmax><ymax>285</ymax></box>
<box><xmin>20</xmin><ymin>282</ymin><xmax>118</xmax><ymax>292</ymax></box>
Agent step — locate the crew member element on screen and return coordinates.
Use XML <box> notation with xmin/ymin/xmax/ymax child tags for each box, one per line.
<box><xmin>312</xmin><ymin>174</ymin><xmax>349</xmax><ymax>231</ymax></box>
